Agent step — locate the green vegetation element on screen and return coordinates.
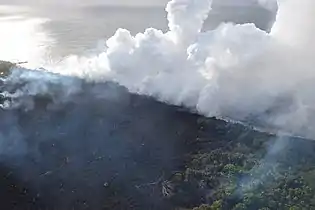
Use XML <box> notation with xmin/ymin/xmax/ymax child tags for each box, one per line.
<box><xmin>0</xmin><ymin>60</ymin><xmax>16</xmax><ymax>77</ymax></box>
<box><xmin>2</xmin><ymin>61</ymin><xmax>315</xmax><ymax>210</ymax></box>
<box><xmin>0</xmin><ymin>60</ymin><xmax>28</xmax><ymax>77</ymax></box>
<box><xmin>167</xmin><ymin>118</ymin><xmax>315</xmax><ymax>210</ymax></box>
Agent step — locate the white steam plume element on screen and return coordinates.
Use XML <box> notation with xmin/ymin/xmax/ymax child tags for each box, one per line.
<box><xmin>11</xmin><ymin>0</ymin><xmax>315</xmax><ymax>139</ymax></box>
<box><xmin>271</xmin><ymin>0</ymin><xmax>315</xmax><ymax>51</ymax></box>
<box><xmin>165</xmin><ymin>0</ymin><xmax>212</xmax><ymax>46</ymax></box>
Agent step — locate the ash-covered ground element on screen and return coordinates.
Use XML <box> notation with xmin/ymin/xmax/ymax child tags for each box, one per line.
<box><xmin>1</xmin><ymin>0</ymin><xmax>315</xmax><ymax>209</ymax></box>
<box><xmin>0</xmin><ymin>66</ymin><xmax>199</xmax><ymax>210</ymax></box>
<box><xmin>1</xmin><ymin>66</ymin><xmax>315</xmax><ymax>210</ymax></box>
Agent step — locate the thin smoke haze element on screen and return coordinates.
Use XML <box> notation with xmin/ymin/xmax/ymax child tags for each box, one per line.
<box><xmin>1</xmin><ymin>0</ymin><xmax>314</xmax><ymax>139</ymax></box>
<box><xmin>28</xmin><ymin>0</ymin><xmax>311</xmax><ymax>139</ymax></box>
<box><xmin>0</xmin><ymin>1</ymin><xmax>314</xmax><ymax>209</ymax></box>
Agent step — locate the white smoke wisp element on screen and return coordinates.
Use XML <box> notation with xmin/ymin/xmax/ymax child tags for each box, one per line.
<box><xmin>30</xmin><ymin>0</ymin><xmax>315</xmax><ymax>138</ymax></box>
<box><xmin>165</xmin><ymin>0</ymin><xmax>213</xmax><ymax>46</ymax></box>
<box><xmin>0</xmin><ymin>66</ymin><xmax>83</xmax><ymax>110</ymax></box>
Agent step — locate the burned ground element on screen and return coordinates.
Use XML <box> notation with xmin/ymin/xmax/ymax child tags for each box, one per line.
<box><xmin>1</xmin><ymin>67</ymin><xmax>315</xmax><ymax>210</ymax></box>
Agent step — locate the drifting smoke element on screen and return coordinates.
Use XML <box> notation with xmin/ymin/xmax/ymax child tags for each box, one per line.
<box><xmin>0</xmin><ymin>1</ymin><xmax>314</xmax><ymax>208</ymax></box>
<box><xmin>0</xmin><ymin>15</ymin><xmax>199</xmax><ymax>207</ymax></box>
<box><xmin>29</xmin><ymin>0</ymin><xmax>310</xmax><ymax>139</ymax></box>
<box><xmin>1</xmin><ymin>0</ymin><xmax>314</xmax><ymax>138</ymax></box>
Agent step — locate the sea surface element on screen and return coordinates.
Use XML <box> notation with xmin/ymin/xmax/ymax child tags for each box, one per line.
<box><xmin>0</xmin><ymin>2</ymin><xmax>277</xmax><ymax>210</ymax></box>
<box><xmin>0</xmin><ymin>2</ymin><xmax>273</xmax><ymax>59</ymax></box>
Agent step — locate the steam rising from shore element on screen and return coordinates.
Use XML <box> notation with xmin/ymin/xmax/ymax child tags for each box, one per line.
<box><xmin>2</xmin><ymin>0</ymin><xmax>315</xmax><ymax>138</ymax></box>
<box><xmin>45</xmin><ymin>0</ymin><xmax>314</xmax><ymax>138</ymax></box>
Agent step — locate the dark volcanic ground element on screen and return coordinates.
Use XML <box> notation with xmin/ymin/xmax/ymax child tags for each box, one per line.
<box><xmin>0</xmin><ymin>75</ymin><xmax>200</xmax><ymax>210</ymax></box>
<box><xmin>1</xmin><ymin>68</ymin><xmax>315</xmax><ymax>210</ymax></box>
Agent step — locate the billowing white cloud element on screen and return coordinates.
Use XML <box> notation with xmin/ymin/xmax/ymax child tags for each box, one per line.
<box><xmin>3</xmin><ymin>0</ymin><xmax>315</xmax><ymax>139</ymax></box>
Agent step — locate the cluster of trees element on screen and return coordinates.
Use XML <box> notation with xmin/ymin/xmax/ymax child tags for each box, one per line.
<box><xmin>168</xmin><ymin>117</ymin><xmax>315</xmax><ymax>210</ymax></box>
<box><xmin>3</xmin><ymin>61</ymin><xmax>315</xmax><ymax>210</ymax></box>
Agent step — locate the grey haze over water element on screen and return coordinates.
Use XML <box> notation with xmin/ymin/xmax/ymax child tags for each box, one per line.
<box><xmin>0</xmin><ymin>0</ymin><xmax>275</xmax><ymax>58</ymax></box>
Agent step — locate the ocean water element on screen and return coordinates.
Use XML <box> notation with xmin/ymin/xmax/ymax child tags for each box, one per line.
<box><xmin>0</xmin><ymin>3</ymin><xmax>273</xmax><ymax>59</ymax></box>
<box><xmin>3</xmin><ymin>2</ymin><xmax>313</xmax><ymax>210</ymax></box>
